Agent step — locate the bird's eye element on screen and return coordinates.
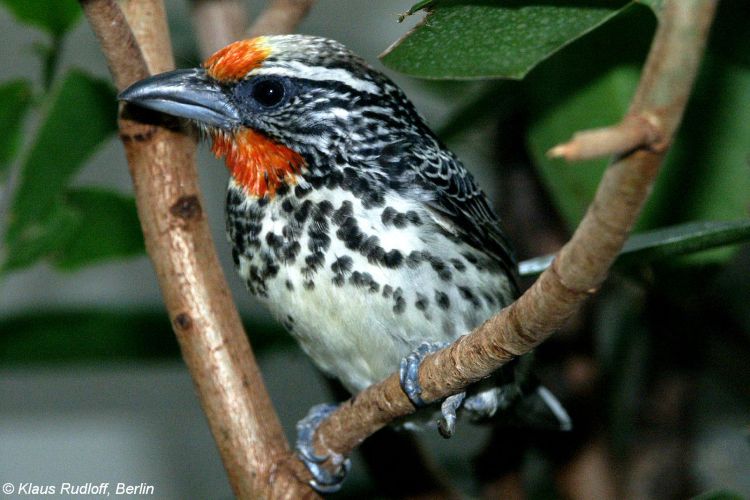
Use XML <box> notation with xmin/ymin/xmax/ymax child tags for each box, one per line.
<box><xmin>251</xmin><ymin>79</ymin><xmax>286</xmax><ymax>107</ymax></box>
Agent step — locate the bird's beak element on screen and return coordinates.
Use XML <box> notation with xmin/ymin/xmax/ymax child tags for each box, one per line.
<box><xmin>118</xmin><ymin>68</ymin><xmax>240</xmax><ymax>130</ymax></box>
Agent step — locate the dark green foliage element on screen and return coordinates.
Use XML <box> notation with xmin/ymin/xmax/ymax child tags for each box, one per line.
<box><xmin>0</xmin><ymin>0</ymin><xmax>81</xmax><ymax>37</ymax></box>
<box><xmin>0</xmin><ymin>80</ymin><xmax>32</xmax><ymax>177</ymax></box>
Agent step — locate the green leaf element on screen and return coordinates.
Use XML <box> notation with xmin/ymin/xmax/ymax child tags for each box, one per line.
<box><xmin>527</xmin><ymin>65</ymin><xmax>641</xmax><ymax>227</ymax></box>
<box><xmin>519</xmin><ymin>219</ymin><xmax>750</xmax><ymax>277</ymax></box>
<box><xmin>381</xmin><ymin>0</ymin><xmax>632</xmax><ymax>79</ymax></box>
<box><xmin>2</xmin><ymin>204</ymin><xmax>80</xmax><ymax>272</ymax></box>
<box><xmin>53</xmin><ymin>188</ymin><xmax>145</xmax><ymax>270</ymax></box>
<box><xmin>524</xmin><ymin>5</ymin><xmax>655</xmax><ymax>228</ymax></box>
<box><xmin>616</xmin><ymin>220</ymin><xmax>750</xmax><ymax>267</ymax></box>
<box><xmin>0</xmin><ymin>0</ymin><xmax>81</xmax><ymax>37</ymax></box>
<box><xmin>0</xmin><ymin>80</ymin><xmax>32</xmax><ymax>177</ymax></box>
<box><xmin>6</xmin><ymin>70</ymin><xmax>117</xmax><ymax>244</ymax></box>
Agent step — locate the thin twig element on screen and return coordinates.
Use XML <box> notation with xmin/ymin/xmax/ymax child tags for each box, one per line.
<box><xmin>80</xmin><ymin>0</ymin><xmax>315</xmax><ymax>497</ymax></box>
<box><xmin>191</xmin><ymin>0</ymin><xmax>249</xmax><ymax>59</ymax></box>
<box><xmin>248</xmin><ymin>0</ymin><xmax>316</xmax><ymax>37</ymax></box>
<box><xmin>548</xmin><ymin>112</ymin><xmax>665</xmax><ymax>161</ymax></box>
<box><xmin>306</xmin><ymin>0</ymin><xmax>717</xmax><ymax>477</ymax></box>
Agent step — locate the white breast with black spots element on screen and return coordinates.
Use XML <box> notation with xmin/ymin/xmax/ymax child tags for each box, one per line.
<box><xmin>226</xmin><ymin>179</ymin><xmax>514</xmax><ymax>394</ymax></box>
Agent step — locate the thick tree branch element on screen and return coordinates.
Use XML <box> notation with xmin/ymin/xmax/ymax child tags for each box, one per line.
<box><xmin>248</xmin><ymin>0</ymin><xmax>316</xmax><ymax>37</ymax></box>
<box><xmin>309</xmin><ymin>0</ymin><xmax>717</xmax><ymax>473</ymax></box>
<box><xmin>81</xmin><ymin>0</ymin><xmax>315</xmax><ymax>497</ymax></box>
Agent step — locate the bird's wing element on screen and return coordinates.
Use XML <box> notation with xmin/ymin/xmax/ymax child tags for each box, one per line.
<box><xmin>411</xmin><ymin>143</ymin><xmax>519</xmax><ymax>292</ymax></box>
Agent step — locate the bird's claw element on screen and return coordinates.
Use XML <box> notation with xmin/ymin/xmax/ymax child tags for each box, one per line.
<box><xmin>400</xmin><ymin>342</ymin><xmax>467</xmax><ymax>437</ymax></box>
<box><xmin>438</xmin><ymin>391</ymin><xmax>466</xmax><ymax>438</ymax></box>
<box><xmin>295</xmin><ymin>403</ymin><xmax>351</xmax><ymax>493</ymax></box>
<box><xmin>399</xmin><ymin>341</ymin><xmax>449</xmax><ymax>408</ymax></box>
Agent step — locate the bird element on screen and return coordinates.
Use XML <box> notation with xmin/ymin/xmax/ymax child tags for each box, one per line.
<box><xmin>119</xmin><ymin>35</ymin><xmax>570</xmax><ymax>492</ymax></box>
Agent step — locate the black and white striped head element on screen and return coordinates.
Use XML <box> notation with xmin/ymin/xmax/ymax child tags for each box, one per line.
<box><xmin>119</xmin><ymin>35</ymin><xmax>428</xmax><ymax>195</ymax></box>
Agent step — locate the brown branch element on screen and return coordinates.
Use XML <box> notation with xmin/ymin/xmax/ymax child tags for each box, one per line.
<box><xmin>248</xmin><ymin>0</ymin><xmax>316</xmax><ymax>37</ymax></box>
<box><xmin>547</xmin><ymin>112</ymin><xmax>665</xmax><ymax>161</ymax></box>
<box><xmin>191</xmin><ymin>0</ymin><xmax>249</xmax><ymax>59</ymax></box>
<box><xmin>308</xmin><ymin>0</ymin><xmax>717</xmax><ymax>476</ymax></box>
<box><xmin>80</xmin><ymin>0</ymin><xmax>314</xmax><ymax>497</ymax></box>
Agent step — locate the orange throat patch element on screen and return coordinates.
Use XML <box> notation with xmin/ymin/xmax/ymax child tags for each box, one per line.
<box><xmin>211</xmin><ymin>128</ymin><xmax>306</xmax><ymax>199</ymax></box>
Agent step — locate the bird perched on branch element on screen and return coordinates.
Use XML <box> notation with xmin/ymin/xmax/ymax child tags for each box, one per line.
<box><xmin>120</xmin><ymin>35</ymin><xmax>569</xmax><ymax>492</ymax></box>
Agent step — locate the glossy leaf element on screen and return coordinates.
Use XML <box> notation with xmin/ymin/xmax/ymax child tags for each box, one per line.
<box><xmin>519</xmin><ymin>219</ymin><xmax>750</xmax><ymax>277</ymax></box>
<box><xmin>6</xmin><ymin>70</ymin><xmax>117</xmax><ymax>244</ymax></box>
<box><xmin>382</xmin><ymin>0</ymin><xmax>630</xmax><ymax>79</ymax></box>
<box><xmin>0</xmin><ymin>0</ymin><xmax>81</xmax><ymax>37</ymax></box>
<box><xmin>53</xmin><ymin>188</ymin><xmax>145</xmax><ymax>270</ymax></box>
<box><xmin>0</xmin><ymin>80</ymin><xmax>32</xmax><ymax>177</ymax></box>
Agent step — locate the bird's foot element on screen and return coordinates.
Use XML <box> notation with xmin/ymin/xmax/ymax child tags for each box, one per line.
<box><xmin>400</xmin><ymin>341</ymin><xmax>467</xmax><ymax>438</ymax></box>
<box><xmin>399</xmin><ymin>341</ymin><xmax>449</xmax><ymax>408</ymax></box>
<box><xmin>437</xmin><ymin>391</ymin><xmax>466</xmax><ymax>438</ymax></box>
<box><xmin>295</xmin><ymin>403</ymin><xmax>351</xmax><ymax>493</ymax></box>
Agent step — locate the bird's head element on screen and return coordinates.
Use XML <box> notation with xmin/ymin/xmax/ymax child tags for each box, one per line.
<box><xmin>119</xmin><ymin>35</ymin><xmax>419</xmax><ymax>198</ymax></box>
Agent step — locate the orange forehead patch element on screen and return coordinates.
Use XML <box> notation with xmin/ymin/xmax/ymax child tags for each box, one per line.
<box><xmin>204</xmin><ymin>38</ymin><xmax>271</xmax><ymax>81</ymax></box>
<box><xmin>211</xmin><ymin>129</ymin><xmax>305</xmax><ymax>198</ymax></box>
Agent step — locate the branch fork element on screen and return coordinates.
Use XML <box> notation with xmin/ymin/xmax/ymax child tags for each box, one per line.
<box><xmin>548</xmin><ymin>111</ymin><xmax>667</xmax><ymax>162</ymax></box>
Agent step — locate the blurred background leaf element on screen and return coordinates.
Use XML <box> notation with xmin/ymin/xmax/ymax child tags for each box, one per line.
<box><xmin>53</xmin><ymin>188</ymin><xmax>145</xmax><ymax>270</ymax></box>
<box><xmin>0</xmin><ymin>79</ymin><xmax>32</xmax><ymax>178</ymax></box>
<box><xmin>0</xmin><ymin>0</ymin><xmax>81</xmax><ymax>37</ymax></box>
<box><xmin>0</xmin><ymin>70</ymin><xmax>147</xmax><ymax>273</ymax></box>
<box><xmin>6</xmin><ymin>70</ymin><xmax>117</xmax><ymax>242</ymax></box>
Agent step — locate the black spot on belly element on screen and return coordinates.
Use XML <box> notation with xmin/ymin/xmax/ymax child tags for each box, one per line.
<box><xmin>381</xmin><ymin>206</ymin><xmax>397</xmax><ymax>226</ymax></box>
<box><xmin>383</xmin><ymin>249</ymin><xmax>403</xmax><ymax>269</ymax></box>
<box><xmin>295</xmin><ymin>184</ymin><xmax>312</xmax><ymax>198</ymax></box>
<box><xmin>304</xmin><ymin>251</ymin><xmax>325</xmax><ymax>272</ymax></box>
<box><xmin>406</xmin><ymin>251</ymin><xmax>424</xmax><ymax>268</ymax></box>
<box><xmin>349</xmin><ymin>271</ymin><xmax>379</xmax><ymax>293</ymax></box>
<box><xmin>281</xmin><ymin>198</ymin><xmax>295</xmax><ymax>213</ymax></box>
<box><xmin>393</xmin><ymin>296</ymin><xmax>406</xmax><ymax>314</ymax></box>
<box><xmin>435</xmin><ymin>290</ymin><xmax>450</xmax><ymax>310</ymax></box>
<box><xmin>294</xmin><ymin>199</ymin><xmax>313</xmax><ymax>224</ymax></box>
<box><xmin>303</xmin><ymin>280</ymin><xmax>315</xmax><ymax>290</ymax></box>
<box><xmin>406</xmin><ymin>211</ymin><xmax>422</xmax><ymax>226</ymax></box>
<box><xmin>415</xmin><ymin>293</ymin><xmax>429</xmax><ymax>311</ymax></box>
<box><xmin>332</xmin><ymin>201</ymin><xmax>353</xmax><ymax>225</ymax></box>
<box><xmin>266</xmin><ymin>232</ymin><xmax>283</xmax><ymax>249</ymax></box>
<box><xmin>458</xmin><ymin>286</ymin><xmax>481</xmax><ymax>308</ymax></box>
<box><xmin>450</xmin><ymin>258</ymin><xmax>467</xmax><ymax>272</ymax></box>
<box><xmin>382</xmin><ymin>284</ymin><xmax>393</xmax><ymax>298</ymax></box>
<box><xmin>285</xmin><ymin>280</ymin><xmax>294</xmax><ymax>291</ymax></box>
<box><xmin>281</xmin><ymin>241</ymin><xmax>301</xmax><ymax>263</ymax></box>
<box><xmin>317</xmin><ymin>200</ymin><xmax>334</xmax><ymax>216</ymax></box>
<box><xmin>331</xmin><ymin>255</ymin><xmax>353</xmax><ymax>274</ymax></box>
<box><xmin>336</xmin><ymin>217</ymin><xmax>364</xmax><ymax>250</ymax></box>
